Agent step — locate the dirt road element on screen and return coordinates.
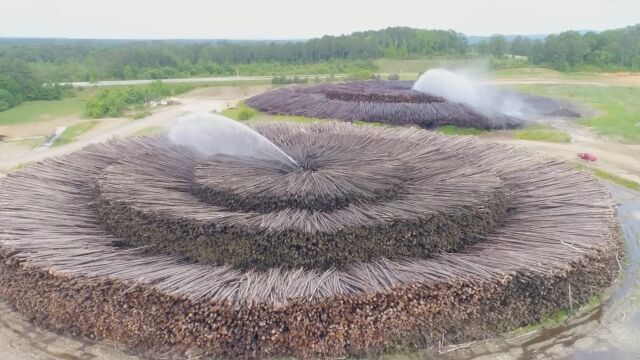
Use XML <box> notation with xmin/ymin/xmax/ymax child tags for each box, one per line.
<box><xmin>483</xmin><ymin>117</ymin><xmax>640</xmax><ymax>184</ymax></box>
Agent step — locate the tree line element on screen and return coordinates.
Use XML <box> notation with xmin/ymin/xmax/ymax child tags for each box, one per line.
<box><xmin>0</xmin><ymin>60</ymin><xmax>68</xmax><ymax>111</ymax></box>
<box><xmin>0</xmin><ymin>27</ymin><xmax>466</xmax><ymax>83</ymax></box>
<box><xmin>1</xmin><ymin>24</ymin><xmax>640</xmax><ymax>113</ymax></box>
<box><xmin>477</xmin><ymin>24</ymin><xmax>640</xmax><ymax>71</ymax></box>
<box><xmin>85</xmin><ymin>81</ymin><xmax>194</xmax><ymax>118</ymax></box>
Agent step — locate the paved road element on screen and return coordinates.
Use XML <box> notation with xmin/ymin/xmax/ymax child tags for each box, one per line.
<box><xmin>63</xmin><ymin>74</ymin><xmax>614</xmax><ymax>88</ymax></box>
<box><xmin>63</xmin><ymin>74</ymin><xmax>352</xmax><ymax>87</ymax></box>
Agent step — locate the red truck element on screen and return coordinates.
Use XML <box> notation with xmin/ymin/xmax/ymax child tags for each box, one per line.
<box><xmin>577</xmin><ymin>152</ymin><xmax>597</xmax><ymax>162</ymax></box>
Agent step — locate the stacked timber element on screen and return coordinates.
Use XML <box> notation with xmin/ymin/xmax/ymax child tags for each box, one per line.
<box><xmin>0</xmin><ymin>122</ymin><xmax>621</xmax><ymax>358</ymax></box>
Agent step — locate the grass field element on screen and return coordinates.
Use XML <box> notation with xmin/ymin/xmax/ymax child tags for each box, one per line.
<box><xmin>0</xmin><ymin>99</ymin><xmax>86</xmax><ymax>126</ymax></box>
<box><xmin>513</xmin><ymin>84</ymin><xmax>640</xmax><ymax>143</ymax></box>
<box><xmin>374</xmin><ymin>58</ymin><xmax>489</xmax><ymax>75</ymax></box>
<box><xmin>492</xmin><ymin>68</ymin><xmax>602</xmax><ymax>81</ymax></box>
<box><xmin>132</xmin><ymin>126</ymin><xmax>165</xmax><ymax>136</ymax></box>
<box><xmin>437</xmin><ymin>125</ymin><xmax>486</xmax><ymax>136</ymax></box>
<box><xmin>515</xmin><ymin>124</ymin><xmax>572</xmax><ymax>143</ymax></box>
<box><xmin>53</xmin><ymin>120</ymin><xmax>99</xmax><ymax>146</ymax></box>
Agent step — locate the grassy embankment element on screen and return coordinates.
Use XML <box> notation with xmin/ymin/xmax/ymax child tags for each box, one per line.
<box><xmin>53</xmin><ymin>121</ymin><xmax>99</xmax><ymax>146</ymax></box>
<box><xmin>223</xmin><ymin>102</ymin><xmax>392</xmax><ymax>127</ymax></box>
<box><xmin>574</xmin><ymin>163</ymin><xmax>640</xmax><ymax>191</ymax></box>
<box><xmin>515</xmin><ymin>124</ymin><xmax>571</xmax><ymax>143</ymax></box>
<box><xmin>435</xmin><ymin>123</ymin><xmax>571</xmax><ymax>143</ymax></box>
<box><xmin>222</xmin><ymin>101</ymin><xmax>325</xmax><ymax>124</ymax></box>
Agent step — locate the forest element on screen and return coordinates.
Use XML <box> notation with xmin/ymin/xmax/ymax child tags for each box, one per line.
<box><xmin>1</xmin><ymin>25</ymin><xmax>639</xmax><ymax>112</ymax></box>
<box><xmin>478</xmin><ymin>24</ymin><xmax>640</xmax><ymax>70</ymax></box>
<box><xmin>0</xmin><ymin>28</ymin><xmax>465</xmax><ymax>83</ymax></box>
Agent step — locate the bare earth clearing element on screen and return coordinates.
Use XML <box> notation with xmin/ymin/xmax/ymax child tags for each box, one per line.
<box><xmin>0</xmin><ymin>79</ymin><xmax>638</xmax><ymax>359</ymax></box>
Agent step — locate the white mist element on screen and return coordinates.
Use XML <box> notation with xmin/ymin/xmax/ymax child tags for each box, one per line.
<box><xmin>168</xmin><ymin>113</ymin><xmax>298</xmax><ymax>166</ymax></box>
<box><xmin>412</xmin><ymin>68</ymin><xmax>526</xmax><ymax>119</ymax></box>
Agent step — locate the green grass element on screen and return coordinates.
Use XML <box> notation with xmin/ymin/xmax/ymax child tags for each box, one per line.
<box><xmin>9</xmin><ymin>162</ymin><xmax>26</xmax><ymax>171</ymax></box>
<box><xmin>53</xmin><ymin>120</ymin><xmax>99</xmax><ymax>146</ymax></box>
<box><xmin>131</xmin><ymin>126</ymin><xmax>165</xmax><ymax>136</ymax></box>
<box><xmin>592</xmin><ymin>168</ymin><xmax>640</xmax><ymax>191</ymax></box>
<box><xmin>374</xmin><ymin>57</ymin><xmax>489</xmax><ymax>75</ymax></box>
<box><xmin>515</xmin><ymin>124</ymin><xmax>572</xmax><ymax>143</ymax></box>
<box><xmin>492</xmin><ymin>67</ymin><xmax>600</xmax><ymax>81</ymax></box>
<box><xmin>512</xmin><ymin>84</ymin><xmax>640</xmax><ymax>143</ymax></box>
<box><xmin>437</xmin><ymin>125</ymin><xmax>487</xmax><ymax>136</ymax></box>
<box><xmin>222</xmin><ymin>102</ymin><xmax>260</xmax><ymax>121</ymax></box>
<box><xmin>510</xmin><ymin>294</ymin><xmax>603</xmax><ymax>336</ymax></box>
<box><xmin>374</xmin><ymin>58</ymin><xmax>436</xmax><ymax>74</ymax></box>
<box><xmin>223</xmin><ymin>102</ymin><xmax>326</xmax><ymax>124</ymax></box>
<box><xmin>0</xmin><ymin>99</ymin><xmax>86</xmax><ymax>126</ymax></box>
<box><xmin>574</xmin><ymin>163</ymin><xmax>640</xmax><ymax>191</ymax></box>
<box><xmin>352</xmin><ymin>120</ymin><xmax>390</xmax><ymax>127</ymax></box>
<box><xmin>132</xmin><ymin>110</ymin><xmax>152</xmax><ymax>119</ymax></box>
<box><xmin>257</xmin><ymin>114</ymin><xmax>325</xmax><ymax>124</ymax></box>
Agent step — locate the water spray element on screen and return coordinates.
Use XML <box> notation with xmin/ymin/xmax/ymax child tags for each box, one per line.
<box><xmin>412</xmin><ymin>68</ymin><xmax>527</xmax><ymax>120</ymax></box>
<box><xmin>168</xmin><ymin>112</ymin><xmax>298</xmax><ymax>167</ymax></box>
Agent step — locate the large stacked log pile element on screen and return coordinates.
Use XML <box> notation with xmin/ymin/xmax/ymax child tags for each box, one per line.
<box><xmin>246</xmin><ymin>81</ymin><xmax>523</xmax><ymax>129</ymax></box>
<box><xmin>0</xmin><ymin>122</ymin><xmax>621</xmax><ymax>359</ymax></box>
<box><xmin>94</xmin><ymin>125</ymin><xmax>507</xmax><ymax>269</ymax></box>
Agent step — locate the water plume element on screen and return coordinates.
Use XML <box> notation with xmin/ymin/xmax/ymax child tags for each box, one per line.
<box><xmin>168</xmin><ymin>112</ymin><xmax>298</xmax><ymax>166</ymax></box>
<box><xmin>412</xmin><ymin>68</ymin><xmax>527</xmax><ymax>120</ymax></box>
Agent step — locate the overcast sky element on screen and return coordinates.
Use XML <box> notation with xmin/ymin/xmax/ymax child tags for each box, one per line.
<box><xmin>1</xmin><ymin>0</ymin><xmax>639</xmax><ymax>39</ymax></box>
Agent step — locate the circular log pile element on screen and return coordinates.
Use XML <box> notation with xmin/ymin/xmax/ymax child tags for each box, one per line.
<box><xmin>0</xmin><ymin>122</ymin><xmax>621</xmax><ymax>359</ymax></box>
<box><xmin>95</xmin><ymin>125</ymin><xmax>507</xmax><ymax>269</ymax></box>
<box><xmin>246</xmin><ymin>81</ymin><xmax>523</xmax><ymax>129</ymax></box>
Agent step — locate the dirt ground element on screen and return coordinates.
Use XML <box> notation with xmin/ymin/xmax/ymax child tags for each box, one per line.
<box><xmin>0</xmin><ymin>300</ymin><xmax>136</xmax><ymax>360</ymax></box>
<box><xmin>0</xmin><ymin>140</ymin><xmax>42</xmax><ymax>163</ymax></box>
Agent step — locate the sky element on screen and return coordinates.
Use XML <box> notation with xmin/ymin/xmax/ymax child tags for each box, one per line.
<box><xmin>1</xmin><ymin>0</ymin><xmax>639</xmax><ymax>39</ymax></box>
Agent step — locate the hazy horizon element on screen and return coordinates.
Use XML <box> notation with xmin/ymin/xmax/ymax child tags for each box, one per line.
<box><xmin>0</xmin><ymin>30</ymin><xmax>606</xmax><ymax>42</ymax></box>
<box><xmin>1</xmin><ymin>0</ymin><xmax>638</xmax><ymax>40</ymax></box>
